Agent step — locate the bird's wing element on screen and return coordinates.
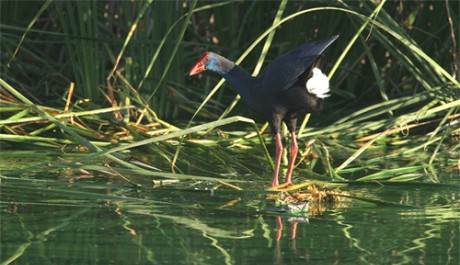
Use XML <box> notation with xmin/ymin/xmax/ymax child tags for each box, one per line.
<box><xmin>259</xmin><ymin>35</ymin><xmax>339</xmax><ymax>93</ymax></box>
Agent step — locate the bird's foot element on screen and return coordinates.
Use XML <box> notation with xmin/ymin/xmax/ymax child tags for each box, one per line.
<box><xmin>268</xmin><ymin>182</ymin><xmax>291</xmax><ymax>190</ymax></box>
<box><xmin>284</xmin><ymin>177</ymin><xmax>292</xmax><ymax>185</ymax></box>
<box><xmin>284</xmin><ymin>180</ymin><xmax>293</xmax><ymax>186</ymax></box>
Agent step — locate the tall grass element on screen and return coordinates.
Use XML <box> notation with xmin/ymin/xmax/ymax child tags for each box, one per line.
<box><xmin>0</xmin><ymin>0</ymin><xmax>458</xmax><ymax>183</ymax></box>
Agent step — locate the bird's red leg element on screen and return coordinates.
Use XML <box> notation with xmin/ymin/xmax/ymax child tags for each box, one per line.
<box><xmin>271</xmin><ymin>132</ymin><xmax>283</xmax><ymax>187</ymax></box>
<box><xmin>285</xmin><ymin>131</ymin><xmax>298</xmax><ymax>184</ymax></box>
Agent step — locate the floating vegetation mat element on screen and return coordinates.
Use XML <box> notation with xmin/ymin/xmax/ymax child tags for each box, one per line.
<box><xmin>266</xmin><ymin>181</ymin><xmax>350</xmax><ymax>214</ymax></box>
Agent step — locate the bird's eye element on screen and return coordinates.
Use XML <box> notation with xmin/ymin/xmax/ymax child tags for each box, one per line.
<box><xmin>204</xmin><ymin>58</ymin><xmax>209</xmax><ymax>62</ymax></box>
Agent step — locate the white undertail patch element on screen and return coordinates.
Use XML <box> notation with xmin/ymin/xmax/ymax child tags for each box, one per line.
<box><xmin>306</xmin><ymin>67</ymin><xmax>330</xmax><ymax>98</ymax></box>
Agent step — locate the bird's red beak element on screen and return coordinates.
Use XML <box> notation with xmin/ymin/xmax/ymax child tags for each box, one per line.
<box><xmin>189</xmin><ymin>52</ymin><xmax>208</xmax><ymax>76</ymax></box>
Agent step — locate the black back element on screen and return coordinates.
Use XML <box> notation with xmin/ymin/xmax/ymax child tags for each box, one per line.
<box><xmin>259</xmin><ymin>35</ymin><xmax>339</xmax><ymax>94</ymax></box>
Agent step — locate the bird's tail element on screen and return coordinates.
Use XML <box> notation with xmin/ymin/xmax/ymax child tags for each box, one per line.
<box><xmin>306</xmin><ymin>67</ymin><xmax>330</xmax><ymax>99</ymax></box>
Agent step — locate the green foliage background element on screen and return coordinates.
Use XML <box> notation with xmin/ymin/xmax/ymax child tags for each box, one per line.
<box><xmin>0</xmin><ymin>0</ymin><xmax>458</xmax><ymax>181</ymax></box>
<box><xmin>1</xmin><ymin>1</ymin><xmax>456</xmax><ymax>117</ymax></box>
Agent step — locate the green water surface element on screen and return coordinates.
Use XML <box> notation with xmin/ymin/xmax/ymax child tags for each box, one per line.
<box><xmin>1</xmin><ymin>149</ymin><xmax>459</xmax><ymax>265</ymax></box>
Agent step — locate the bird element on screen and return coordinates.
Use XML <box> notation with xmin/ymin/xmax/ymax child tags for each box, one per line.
<box><xmin>189</xmin><ymin>35</ymin><xmax>339</xmax><ymax>187</ymax></box>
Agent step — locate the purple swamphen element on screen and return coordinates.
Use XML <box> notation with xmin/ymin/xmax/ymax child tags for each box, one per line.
<box><xmin>190</xmin><ymin>35</ymin><xmax>339</xmax><ymax>187</ymax></box>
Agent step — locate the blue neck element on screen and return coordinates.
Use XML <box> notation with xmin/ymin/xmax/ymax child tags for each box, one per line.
<box><xmin>222</xmin><ymin>65</ymin><xmax>257</xmax><ymax>101</ymax></box>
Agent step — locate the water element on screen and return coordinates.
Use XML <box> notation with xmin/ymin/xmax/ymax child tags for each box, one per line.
<box><xmin>1</xmin><ymin>175</ymin><xmax>458</xmax><ymax>265</ymax></box>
